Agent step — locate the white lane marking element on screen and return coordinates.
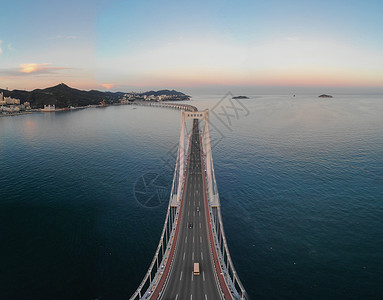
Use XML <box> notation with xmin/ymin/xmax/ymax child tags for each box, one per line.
<box><xmin>176</xmin><ymin>295</ymin><xmax>178</xmax><ymax>300</ymax></box>
<box><xmin>201</xmin><ymin>252</ymin><xmax>204</xmax><ymax>260</ymax></box>
<box><xmin>188</xmin><ymin>211</ymin><xmax>189</xmax><ymax>216</ymax></box>
<box><xmin>200</xmin><ymin>236</ymin><xmax>202</xmax><ymax>243</ymax></box>
<box><xmin>191</xmin><ymin>294</ymin><xmax>193</xmax><ymax>299</ymax></box>
<box><xmin>185</xmin><ymin>236</ymin><xmax>187</xmax><ymax>243</ymax></box>
<box><xmin>192</xmin><ymin>251</ymin><xmax>194</xmax><ymax>260</ymax></box>
<box><xmin>180</xmin><ymin>271</ymin><xmax>183</xmax><ymax>281</ymax></box>
<box><xmin>183</xmin><ymin>252</ymin><xmax>185</xmax><ymax>261</ymax></box>
<box><xmin>193</xmin><ymin>236</ymin><xmax>195</xmax><ymax>244</ymax></box>
<box><xmin>200</xmin><ymin>223</ymin><xmax>201</xmax><ymax>229</ymax></box>
<box><xmin>205</xmin><ymin>294</ymin><xmax>207</xmax><ymax>300</ymax></box>
<box><xmin>203</xmin><ymin>271</ymin><xmax>205</xmax><ymax>281</ymax></box>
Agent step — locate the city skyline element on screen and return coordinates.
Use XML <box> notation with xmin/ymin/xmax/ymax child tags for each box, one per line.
<box><xmin>0</xmin><ymin>0</ymin><xmax>382</xmax><ymax>94</ymax></box>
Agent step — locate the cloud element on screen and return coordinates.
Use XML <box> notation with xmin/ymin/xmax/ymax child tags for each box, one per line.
<box><xmin>101</xmin><ymin>83</ymin><xmax>115</xmax><ymax>89</ymax></box>
<box><xmin>20</xmin><ymin>63</ymin><xmax>50</xmax><ymax>73</ymax></box>
<box><xmin>19</xmin><ymin>63</ymin><xmax>70</xmax><ymax>74</ymax></box>
<box><xmin>0</xmin><ymin>63</ymin><xmax>70</xmax><ymax>77</ymax></box>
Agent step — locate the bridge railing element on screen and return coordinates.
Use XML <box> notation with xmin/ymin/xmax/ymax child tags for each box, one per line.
<box><xmin>130</xmin><ymin>114</ymin><xmax>193</xmax><ymax>299</ymax></box>
<box><xmin>130</xmin><ymin>147</ymin><xmax>183</xmax><ymax>299</ymax></box>
<box><xmin>153</xmin><ymin>129</ymin><xmax>194</xmax><ymax>298</ymax></box>
<box><xmin>129</xmin><ymin>204</ymin><xmax>178</xmax><ymax>299</ymax></box>
<box><xmin>210</xmin><ymin>206</ymin><xmax>249</xmax><ymax>300</ymax></box>
<box><xmin>200</xmin><ymin>127</ymin><xmax>249</xmax><ymax>300</ymax></box>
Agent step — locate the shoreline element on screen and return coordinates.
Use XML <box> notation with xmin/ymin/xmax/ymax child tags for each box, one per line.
<box><xmin>0</xmin><ymin>112</ymin><xmax>33</xmax><ymax>117</ymax></box>
<box><xmin>1</xmin><ymin>100</ymin><xmax>193</xmax><ymax>117</ymax></box>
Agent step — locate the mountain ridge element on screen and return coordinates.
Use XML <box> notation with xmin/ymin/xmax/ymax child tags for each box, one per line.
<box><xmin>0</xmin><ymin>83</ymin><xmax>188</xmax><ymax>108</ymax></box>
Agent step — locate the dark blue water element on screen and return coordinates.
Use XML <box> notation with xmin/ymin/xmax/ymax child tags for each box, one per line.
<box><xmin>1</xmin><ymin>95</ymin><xmax>383</xmax><ymax>299</ymax></box>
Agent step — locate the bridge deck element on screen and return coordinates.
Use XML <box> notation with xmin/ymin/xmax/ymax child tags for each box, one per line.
<box><xmin>155</xmin><ymin>119</ymin><xmax>226</xmax><ymax>299</ymax></box>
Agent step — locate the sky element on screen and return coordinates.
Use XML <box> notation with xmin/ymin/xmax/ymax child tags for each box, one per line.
<box><xmin>0</xmin><ymin>0</ymin><xmax>382</xmax><ymax>94</ymax></box>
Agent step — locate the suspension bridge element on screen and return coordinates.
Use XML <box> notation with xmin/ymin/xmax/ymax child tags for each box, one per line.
<box><xmin>130</xmin><ymin>103</ymin><xmax>248</xmax><ymax>299</ymax></box>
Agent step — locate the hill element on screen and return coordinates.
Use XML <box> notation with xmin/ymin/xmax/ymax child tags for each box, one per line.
<box><xmin>0</xmin><ymin>84</ymin><xmax>190</xmax><ymax>108</ymax></box>
<box><xmin>0</xmin><ymin>83</ymin><xmax>124</xmax><ymax>108</ymax></box>
<box><xmin>141</xmin><ymin>89</ymin><xmax>187</xmax><ymax>97</ymax></box>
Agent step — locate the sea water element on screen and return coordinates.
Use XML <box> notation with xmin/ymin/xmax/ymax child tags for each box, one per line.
<box><xmin>1</xmin><ymin>94</ymin><xmax>382</xmax><ymax>299</ymax></box>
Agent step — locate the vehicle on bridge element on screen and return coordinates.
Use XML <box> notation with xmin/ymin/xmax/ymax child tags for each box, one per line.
<box><xmin>193</xmin><ymin>262</ymin><xmax>200</xmax><ymax>275</ymax></box>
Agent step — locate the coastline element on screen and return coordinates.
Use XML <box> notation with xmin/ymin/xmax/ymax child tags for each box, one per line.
<box><xmin>0</xmin><ymin>112</ymin><xmax>33</xmax><ymax>117</ymax></box>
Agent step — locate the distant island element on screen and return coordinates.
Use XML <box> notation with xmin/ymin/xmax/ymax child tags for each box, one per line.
<box><xmin>0</xmin><ymin>83</ymin><xmax>190</xmax><ymax>111</ymax></box>
<box><xmin>318</xmin><ymin>94</ymin><xmax>333</xmax><ymax>98</ymax></box>
<box><xmin>232</xmin><ymin>96</ymin><xmax>249</xmax><ymax>99</ymax></box>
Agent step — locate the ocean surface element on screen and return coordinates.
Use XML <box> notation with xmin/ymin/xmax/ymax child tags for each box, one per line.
<box><xmin>1</xmin><ymin>94</ymin><xmax>383</xmax><ymax>299</ymax></box>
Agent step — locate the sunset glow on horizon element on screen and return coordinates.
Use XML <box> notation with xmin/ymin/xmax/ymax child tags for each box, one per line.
<box><xmin>0</xmin><ymin>0</ymin><xmax>382</xmax><ymax>93</ymax></box>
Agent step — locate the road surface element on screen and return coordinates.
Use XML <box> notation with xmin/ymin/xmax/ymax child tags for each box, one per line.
<box><xmin>160</xmin><ymin>119</ymin><xmax>222</xmax><ymax>300</ymax></box>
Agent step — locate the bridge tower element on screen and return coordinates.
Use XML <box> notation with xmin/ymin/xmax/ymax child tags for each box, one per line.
<box><xmin>170</xmin><ymin>109</ymin><xmax>218</xmax><ymax>207</ymax></box>
<box><xmin>173</xmin><ymin>109</ymin><xmax>220</xmax><ymax>208</ymax></box>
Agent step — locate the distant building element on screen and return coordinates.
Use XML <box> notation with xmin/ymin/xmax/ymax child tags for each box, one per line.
<box><xmin>42</xmin><ymin>104</ymin><xmax>56</xmax><ymax>111</ymax></box>
<box><xmin>0</xmin><ymin>92</ymin><xmax>6</xmax><ymax>105</ymax></box>
<box><xmin>4</xmin><ymin>96</ymin><xmax>20</xmax><ymax>105</ymax></box>
<box><xmin>1</xmin><ymin>105</ymin><xmax>20</xmax><ymax>113</ymax></box>
<box><xmin>0</xmin><ymin>93</ymin><xmax>21</xmax><ymax>106</ymax></box>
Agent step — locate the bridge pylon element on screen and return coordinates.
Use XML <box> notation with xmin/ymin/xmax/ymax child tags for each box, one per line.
<box><xmin>179</xmin><ymin>109</ymin><xmax>220</xmax><ymax>207</ymax></box>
